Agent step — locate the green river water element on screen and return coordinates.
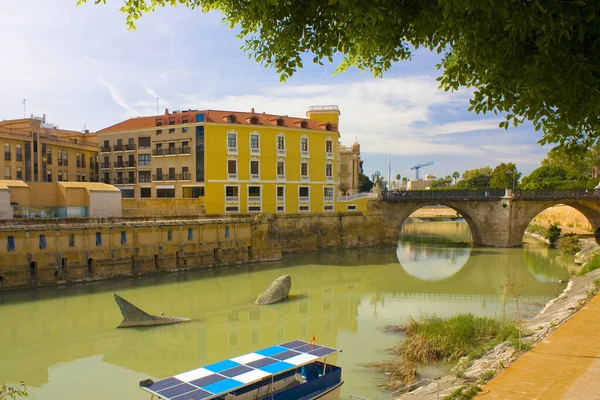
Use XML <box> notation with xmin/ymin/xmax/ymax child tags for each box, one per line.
<box><xmin>0</xmin><ymin>221</ymin><xmax>570</xmax><ymax>399</ymax></box>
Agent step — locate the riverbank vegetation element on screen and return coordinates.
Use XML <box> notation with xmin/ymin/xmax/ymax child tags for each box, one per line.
<box><xmin>373</xmin><ymin>314</ymin><xmax>521</xmax><ymax>390</ymax></box>
<box><xmin>578</xmin><ymin>253</ymin><xmax>600</xmax><ymax>276</ymax></box>
<box><xmin>0</xmin><ymin>382</ymin><xmax>27</xmax><ymax>399</ymax></box>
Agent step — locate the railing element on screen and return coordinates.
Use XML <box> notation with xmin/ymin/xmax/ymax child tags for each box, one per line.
<box><xmin>113</xmin><ymin>144</ymin><xmax>124</xmax><ymax>151</ymax></box>
<box><xmin>299</xmin><ymin>195</ymin><xmax>310</xmax><ymax>203</ymax></box>
<box><xmin>350</xmin><ymin>379</ymin><xmax>440</xmax><ymax>400</ymax></box>
<box><xmin>338</xmin><ymin>192</ymin><xmax>378</xmax><ymax>202</ymax></box>
<box><xmin>113</xmin><ymin>177</ymin><xmax>136</xmax><ymax>185</ymax></box>
<box><xmin>4</xmin><ymin>152</ymin><xmax>10</xmax><ymax>161</ymax></box>
<box><xmin>100</xmin><ymin>162</ymin><xmax>110</xmax><ymax>169</ymax></box>
<box><xmin>16</xmin><ymin>154</ymin><xmax>22</xmax><ymax>162</ymax></box>
<box><xmin>63</xmin><ymin>159</ymin><xmax>68</xmax><ymax>166</ymax></box>
<box><xmin>113</xmin><ymin>161</ymin><xmax>137</xmax><ymax>168</ymax></box>
<box><xmin>248</xmin><ymin>196</ymin><xmax>261</xmax><ymax>202</ymax></box>
<box><xmin>308</xmin><ymin>105</ymin><xmax>339</xmax><ymax>111</ymax></box>
<box><xmin>152</xmin><ymin>148</ymin><xmax>165</xmax><ymax>156</ymax></box>
<box><xmin>138</xmin><ymin>175</ymin><xmax>152</xmax><ymax>183</ymax></box>
<box><xmin>152</xmin><ymin>174</ymin><xmax>185</xmax><ymax>181</ymax></box>
<box><xmin>225</xmin><ymin>195</ymin><xmax>239</xmax><ymax>202</ymax></box>
<box><xmin>513</xmin><ymin>189</ymin><xmax>599</xmax><ymax>199</ymax></box>
<box><xmin>124</xmin><ymin>143</ymin><xmax>137</xmax><ymax>151</ymax></box>
<box><xmin>383</xmin><ymin>189</ymin><xmax>506</xmax><ymax>202</ymax></box>
<box><xmin>100</xmin><ymin>146</ymin><xmax>111</xmax><ymax>152</ymax></box>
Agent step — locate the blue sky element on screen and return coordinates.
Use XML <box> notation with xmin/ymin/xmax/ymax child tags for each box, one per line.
<box><xmin>0</xmin><ymin>0</ymin><xmax>550</xmax><ymax>180</ymax></box>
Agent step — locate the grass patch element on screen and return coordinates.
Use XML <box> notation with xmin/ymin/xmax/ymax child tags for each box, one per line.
<box><xmin>557</xmin><ymin>234</ymin><xmax>581</xmax><ymax>255</ymax></box>
<box><xmin>526</xmin><ymin>224</ymin><xmax>546</xmax><ymax>235</ymax></box>
<box><xmin>396</xmin><ymin>314</ymin><xmax>519</xmax><ymax>363</ymax></box>
<box><xmin>442</xmin><ymin>385</ymin><xmax>482</xmax><ymax>400</ymax></box>
<box><xmin>577</xmin><ymin>253</ymin><xmax>600</xmax><ymax>276</ymax></box>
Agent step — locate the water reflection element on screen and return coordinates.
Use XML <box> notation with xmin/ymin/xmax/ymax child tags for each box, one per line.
<box><xmin>0</xmin><ymin>221</ymin><xmax>570</xmax><ymax>400</ymax></box>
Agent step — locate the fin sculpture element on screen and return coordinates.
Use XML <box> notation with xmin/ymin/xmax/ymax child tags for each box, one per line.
<box><xmin>255</xmin><ymin>275</ymin><xmax>291</xmax><ymax>305</ymax></box>
<box><xmin>114</xmin><ymin>293</ymin><xmax>191</xmax><ymax>328</ymax></box>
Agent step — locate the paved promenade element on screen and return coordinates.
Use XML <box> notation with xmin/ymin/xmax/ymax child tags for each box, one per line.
<box><xmin>479</xmin><ymin>292</ymin><xmax>600</xmax><ymax>399</ymax></box>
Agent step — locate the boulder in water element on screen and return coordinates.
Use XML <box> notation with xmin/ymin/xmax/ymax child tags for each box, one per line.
<box><xmin>255</xmin><ymin>275</ymin><xmax>291</xmax><ymax>305</ymax></box>
<box><xmin>114</xmin><ymin>293</ymin><xmax>192</xmax><ymax>328</ymax></box>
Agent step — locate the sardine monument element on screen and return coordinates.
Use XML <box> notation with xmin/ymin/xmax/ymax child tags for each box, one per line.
<box><xmin>114</xmin><ymin>293</ymin><xmax>191</xmax><ymax>328</ymax></box>
<box><xmin>255</xmin><ymin>275</ymin><xmax>292</xmax><ymax>305</ymax></box>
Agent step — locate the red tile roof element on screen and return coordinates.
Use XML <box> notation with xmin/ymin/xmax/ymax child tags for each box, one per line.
<box><xmin>98</xmin><ymin>109</ymin><xmax>339</xmax><ymax>134</ymax></box>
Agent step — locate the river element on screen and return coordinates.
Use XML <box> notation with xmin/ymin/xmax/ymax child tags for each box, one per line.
<box><xmin>0</xmin><ymin>220</ymin><xmax>570</xmax><ymax>399</ymax></box>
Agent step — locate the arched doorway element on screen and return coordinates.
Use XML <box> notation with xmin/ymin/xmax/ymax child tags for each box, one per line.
<box><xmin>30</xmin><ymin>261</ymin><xmax>38</xmax><ymax>280</ymax></box>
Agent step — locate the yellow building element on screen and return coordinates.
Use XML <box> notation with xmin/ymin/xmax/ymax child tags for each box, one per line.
<box><xmin>98</xmin><ymin>106</ymin><xmax>342</xmax><ymax>214</ymax></box>
<box><xmin>0</xmin><ymin>116</ymin><xmax>99</xmax><ymax>183</ymax></box>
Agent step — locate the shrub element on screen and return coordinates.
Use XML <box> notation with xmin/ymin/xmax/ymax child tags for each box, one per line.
<box><xmin>557</xmin><ymin>234</ymin><xmax>581</xmax><ymax>255</ymax></box>
<box><xmin>545</xmin><ymin>223</ymin><xmax>562</xmax><ymax>245</ymax></box>
<box><xmin>578</xmin><ymin>253</ymin><xmax>600</xmax><ymax>276</ymax></box>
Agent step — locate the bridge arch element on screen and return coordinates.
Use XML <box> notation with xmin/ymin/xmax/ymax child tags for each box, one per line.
<box><xmin>511</xmin><ymin>200</ymin><xmax>600</xmax><ymax>245</ymax></box>
<box><xmin>388</xmin><ymin>201</ymin><xmax>485</xmax><ymax>245</ymax></box>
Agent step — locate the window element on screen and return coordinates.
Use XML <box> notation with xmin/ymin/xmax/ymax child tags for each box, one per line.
<box><xmin>16</xmin><ymin>144</ymin><xmax>22</xmax><ymax>161</ymax></box>
<box><xmin>277</xmin><ymin>205</ymin><xmax>284</xmax><ymax>212</ymax></box>
<box><xmin>58</xmin><ymin>171</ymin><xmax>63</xmax><ymax>182</ymax></box>
<box><xmin>225</xmin><ymin>186</ymin><xmax>239</xmax><ymax>201</ymax></box>
<box><xmin>225</xmin><ymin>206</ymin><xmax>239</xmax><ymax>213</ymax></box>
<box><xmin>120</xmin><ymin>231</ymin><xmax>127</xmax><ymax>245</ymax></box>
<box><xmin>138</xmin><ymin>154</ymin><xmax>150</xmax><ymax>166</ymax></box>
<box><xmin>299</xmin><ymin>205</ymin><xmax>310</xmax><ymax>212</ymax></box>
<box><xmin>326</xmin><ymin>163</ymin><xmax>333</xmax><ymax>179</ymax></box>
<box><xmin>39</xmin><ymin>234</ymin><xmax>47</xmax><ymax>249</ymax></box>
<box><xmin>121</xmin><ymin>189</ymin><xmax>134</xmax><ymax>198</ymax></box>
<box><xmin>82</xmin><ymin>173</ymin><xmax>86</xmax><ymax>182</ymax></box>
<box><xmin>248</xmin><ymin>186</ymin><xmax>261</xmax><ymax>201</ymax></box>
<box><xmin>156</xmin><ymin>119</ymin><xmax>163</xmax><ymax>127</ymax></box>
<box><xmin>140</xmin><ymin>187</ymin><xmax>152</xmax><ymax>198</ymax></box>
<box><xmin>250</xmin><ymin>133</ymin><xmax>259</xmax><ymax>153</ymax></box>
<box><xmin>300</xmin><ymin>121</ymin><xmax>308</xmax><ymax>129</ymax></box>
<box><xmin>16</xmin><ymin>167</ymin><xmax>22</xmax><ymax>180</ymax></box>
<box><xmin>7</xmin><ymin>236</ymin><xmax>15</xmax><ymax>251</ymax></box>
<box><xmin>168</xmin><ymin>167</ymin><xmax>176</xmax><ymax>180</ymax></box>
<box><xmin>57</xmin><ymin>150</ymin><xmax>62</xmax><ymax>165</ymax></box>
<box><xmin>156</xmin><ymin>129</ymin><xmax>162</xmax><ymax>135</ymax></box>
<box><xmin>4</xmin><ymin>143</ymin><xmax>9</xmax><ymax>161</ymax></box>
<box><xmin>277</xmin><ymin>186</ymin><xmax>285</xmax><ymax>202</ymax></box>
<box><xmin>250</xmin><ymin>116</ymin><xmax>258</xmax><ymax>125</ymax></box>
<box><xmin>68</xmin><ymin>233</ymin><xmax>75</xmax><ymax>247</ymax></box>
<box><xmin>276</xmin><ymin>118</ymin><xmax>284</xmax><ymax>126</ymax></box>
<box><xmin>182</xmin><ymin>127</ymin><xmax>188</xmax><ymax>133</ymax></box>
<box><xmin>324</xmin><ymin>205</ymin><xmax>334</xmax><ymax>211</ymax></box>
<box><xmin>225</xmin><ymin>226</ymin><xmax>230</xmax><ymax>238</ymax></box>
<box><xmin>138</xmin><ymin>137</ymin><xmax>150</xmax><ymax>149</ymax></box>
<box><xmin>326</xmin><ymin>140</ymin><xmax>333</xmax><ymax>153</ymax></box>
<box><xmin>103</xmin><ymin>140</ymin><xmax>109</xmax><ymax>150</ymax></box>
<box><xmin>167</xmin><ymin>230</ymin><xmax>172</xmax><ymax>241</ymax></box>
<box><xmin>63</xmin><ymin>150</ymin><xmax>68</xmax><ymax>166</ymax></box>
<box><xmin>96</xmin><ymin>232</ymin><xmax>102</xmax><ymax>246</ymax></box>
<box><xmin>324</xmin><ymin>187</ymin><xmax>334</xmax><ymax>201</ymax></box>
<box><xmin>138</xmin><ymin>171</ymin><xmax>151</xmax><ymax>183</ymax></box>
<box><xmin>182</xmin><ymin>166</ymin><xmax>189</xmax><ymax>180</ymax></box>
<box><xmin>250</xmin><ymin>160</ymin><xmax>259</xmax><ymax>178</ymax></box>
<box><xmin>301</xmin><ymin>137</ymin><xmax>309</xmax><ymax>153</ymax></box>
<box><xmin>301</xmin><ymin>162</ymin><xmax>308</xmax><ymax>177</ymax></box>
<box><xmin>277</xmin><ymin>135</ymin><xmax>285</xmax><ymax>151</ymax></box>
<box><xmin>4</xmin><ymin>166</ymin><xmax>10</xmax><ymax>180</ymax></box>
<box><xmin>77</xmin><ymin>172</ymin><xmax>81</xmax><ymax>182</ymax></box>
<box><xmin>47</xmin><ymin>149</ymin><xmax>52</xmax><ymax>164</ymax></box>
<box><xmin>228</xmin><ymin>159</ymin><xmax>237</xmax><ymax>178</ymax></box>
<box><xmin>277</xmin><ymin>161</ymin><xmax>285</xmax><ymax>178</ymax></box>
<box><xmin>325</xmin><ymin>123</ymin><xmax>332</xmax><ymax>131</ymax></box>
<box><xmin>169</xmin><ymin>128</ymin><xmax>175</xmax><ymax>134</ymax></box>
<box><xmin>226</xmin><ymin>115</ymin><xmax>236</xmax><ymax>123</ymax></box>
<box><xmin>188</xmin><ymin>228</ymin><xmax>193</xmax><ymax>240</ymax></box>
<box><xmin>156</xmin><ymin>188</ymin><xmax>175</xmax><ymax>198</ymax></box>
<box><xmin>227</xmin><ymin>132</ymin><xmax>237</xmax><ymax>149</ymax></box>
<box><xmin>76</xmin><ymin>153</ymin><xmax>80</xmax><ymax>167</ymax></box>
<box><xmin>249</xmin><ymin>206</ymin><xmax>261</xmax><ymax>213</ymax></box>
<box><xmin>347</xmin><ymin>205</ymin><xmax>357</xmax><ymax>211</ymax></box>
<box><xmin>299</xmin><ymin>187</ymin><xmax>310</xmax><ymax>198</ymax></box>
<box><xmin>47</xmin><ymin>170</ymin><xmax>52</xmax><ymax>182</ymax></box>
<box><xmin>64</xmin><ymin>171</ymin><xmax>68</xmax><ymax>181</ymax></box>
<box><xmin>156</xmin><ymin>168</ymin><xmax>163</xmax><ymax>180</ymax></box>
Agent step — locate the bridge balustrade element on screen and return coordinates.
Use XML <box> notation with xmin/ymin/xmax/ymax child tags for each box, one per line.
<box><xmin>382</xmin><ymin>189</ymin><xmax>505</xmax><ymax>202</ymax></box>
<box><xmin>512</xmin><ymin>189</ymin><xmax>598</xmax><ymax>200</ymax></box>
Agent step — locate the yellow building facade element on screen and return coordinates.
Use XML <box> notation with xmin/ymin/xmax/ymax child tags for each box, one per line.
<box><xmin>98</xmin><ymin>106</ymin><xmax>343</xmax><ymax>215</ymax></box>
<box><xmin>0</xmin><ymin>117</ymin><xmax>99</xmax><ymax>183</ymax></box>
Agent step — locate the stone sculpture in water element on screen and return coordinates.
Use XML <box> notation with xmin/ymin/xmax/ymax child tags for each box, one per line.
<box><xmin>114</xmin><ymin>293</ymin><xmax>191</xmax><ymax>328</ymax></box>
<box><xmin>255</xmin><ymin>275</ymin><xmax>292</xmax><ymax>305</ymax></box>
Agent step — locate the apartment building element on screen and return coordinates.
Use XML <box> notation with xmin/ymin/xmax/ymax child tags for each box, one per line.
<box><xmin>97</xmin><ymin>106</ymin><xmax>341</xmax><ymax>214</ymax></box>
<box><xmin>0</xmin><ymin>117</ymin><xmax>99</xmax><ymax>183</ymax></box>
<box><xmin>337</xmin><ymin>140</ymin><xmax>363</xmax><ymax>195</ymax></box>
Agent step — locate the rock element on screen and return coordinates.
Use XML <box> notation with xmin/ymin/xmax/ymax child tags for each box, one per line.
<box><xmin>255</xmin><ymin>275</ymin><xmax>292</xmax><ymax>305</ymax></box>
<box><xmin>114</xmin><ymin>293</ymin><xmax>191</xmax><ymax>328</ymax></box>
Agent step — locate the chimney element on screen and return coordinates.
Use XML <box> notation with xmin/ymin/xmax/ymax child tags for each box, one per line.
<box><xmin>165</xmin><ymin>108</ymin><xmax>169</xmax><ymax>115</ymax></box>
<box><xmin>42</xmin><ymin>113</ymin><xmax>46</xmax><ymax>123</ymax></box>
<box><xmin>251</xmin><ymin>108</ymin><xmax>255</xmax><ymax>113</ymax></box>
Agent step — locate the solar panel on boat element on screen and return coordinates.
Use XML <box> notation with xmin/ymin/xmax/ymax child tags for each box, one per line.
<box><xmin>140</xmin><ymin>340</ymin><xmax>340</xmax><ymax>400</ymax></box>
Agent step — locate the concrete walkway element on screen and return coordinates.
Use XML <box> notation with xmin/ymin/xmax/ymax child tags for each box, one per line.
<box><xmin>479</xmin><ymin>293</ymin><xmax>600</xmax><ymax>400</ymax></box>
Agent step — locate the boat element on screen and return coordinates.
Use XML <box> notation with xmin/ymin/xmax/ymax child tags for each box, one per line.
<box><xmin>139</xmin><ymin>339</ymin><xmax>343</xmax><ymax>400</ymax></box>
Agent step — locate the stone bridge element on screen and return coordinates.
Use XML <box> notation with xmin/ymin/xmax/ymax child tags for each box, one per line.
<box><xmin>377</xmin><ymin>189</ymin><xmax>600</xmax><ymax>247</ymax></box>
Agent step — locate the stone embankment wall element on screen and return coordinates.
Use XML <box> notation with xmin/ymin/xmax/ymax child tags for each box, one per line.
<box><xmin>122</xmin><ymin>198</ymin><xmax>206</xmax><ymax>217</ymax></box>
<box><xmin>0</xmin><ymin>209</ymin><xmax>398</xmax><ymax>290</ymax></box>
<box><xmin>532</xmin><ymin>204</ymin><xmax>592</xmax><ymax>231</ymax></box>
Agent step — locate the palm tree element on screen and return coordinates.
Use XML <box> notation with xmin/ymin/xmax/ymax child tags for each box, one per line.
<box><xmin>395</xmin><ymin>173</ymin><xmax>401</xmax><ymax>190</ymax></box>
<box><xmin>401</xmin><ymin>177</ymin><xmax>408</xmax><ymax>190</ymax></box>
<box><xmin>452</xmin><ymin>171</ymin><xmax>460</xmax><ymax>185</ymax></box>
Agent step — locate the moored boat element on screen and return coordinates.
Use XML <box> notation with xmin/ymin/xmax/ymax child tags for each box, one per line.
<box><xmin>139</xmin><ymin>339</ymin><xmax>343</xmax><ymax>400</ymax></box>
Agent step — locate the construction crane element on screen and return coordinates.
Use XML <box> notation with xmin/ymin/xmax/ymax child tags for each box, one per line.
<box><xmin>410</xmin><ymin>161</ymin><xmax>434</xmax><ymax>180</ymax></box>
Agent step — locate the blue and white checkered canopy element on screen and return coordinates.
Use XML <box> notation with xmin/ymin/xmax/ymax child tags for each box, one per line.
<box><xmin>140</xmin><ymin>340</ymin><xmax>340</xmax><ymax>400</ymax></box>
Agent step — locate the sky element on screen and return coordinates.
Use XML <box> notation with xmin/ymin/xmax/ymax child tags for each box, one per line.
<box><xmin>0</xmin><ymin>0</ymin><xmax>551</xmax><ymax>180</ymax></box>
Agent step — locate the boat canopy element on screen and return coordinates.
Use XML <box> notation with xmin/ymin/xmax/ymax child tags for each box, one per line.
<box><xmin>140</xmin><ymin>339</ymin><xmax>341</xmax><ymax>400</ymax></box>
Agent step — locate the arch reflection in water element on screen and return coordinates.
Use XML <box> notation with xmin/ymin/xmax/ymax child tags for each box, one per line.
<box><xmin>397</xmin><ymin>220</ymin><xmax>472</xmax><ymax>281</ymax></box>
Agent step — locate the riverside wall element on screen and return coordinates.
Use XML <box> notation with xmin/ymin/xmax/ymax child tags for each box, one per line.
<box><xmin>0</xmin><ymin>209</ymin><xmax>398</xmax><ymax>290</ymax></box>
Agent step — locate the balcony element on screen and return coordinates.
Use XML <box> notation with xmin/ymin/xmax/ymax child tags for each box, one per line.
<box><xmin>113</xmin><ymin>144</ymin><xmax>125</xmax><ymax>152</ymax></box>
<box><xmin>100</xmin><ymin>146</ymin><xmax>111</xmax><ymax>153</ymax></box>
<box><xmin>152</xmin><ymin>173</ymin><xmax>184</xmax><ymax>181</ymax></box>
<box><xmin>250</xmin><ymin>147</ymin><xmax>260</xmax><ymax>155</ymax></box>
<box><xmin>138</xmin><ymin>175</ymin><xmax>152</xmax><ymax>183</ymax></box>
<box><xmin>113</xmin><ymin>177</ymin><xmax>136</xmax><ymax>185</ymax></box>
<box><xmin>299</xmin><ymin>196</ymin><xmax>310</xmax><ymax>203</ymax></box>
<box><xmin>152</xmin><ymin>149</ymin><xmax>165</xmax><ymax>156</ymax></box>
<box><xmin>113</xmin><ymin>161</ymin><xmax>137</xmax><ymax>168</ymax></box>
<box><xmin>100</xmin><ymin>162</ymin><xmax>111</xmax><ymax>169</ymax></box>
<box><xmin>225</xmin><ymin>195</ymin><xmax>239</xmax><ymax>202</ymax></box>
<box><xmin>301</xmin><ymin>175</ymin><xmax>310</xmax><ymax>182</ymax></box>
<box><xmin>181</xmin><ymin>172</ymin><xmax>191</xmax><ymax>180</ymax></box>
<box><xmin>180</xmin><ymin>146</ymin><xmax>191</xmax><ymax>155</ymax></box>
<box><xmin>166</xmin><ymin>147</ymin><xmax>178</xmax><ymax>156</ymax></box>
<box><xmin>124</xmin><ymin>144</ymin><xmax>137</xmax><ymax>151</ymax></box>
<box><xmin>248</xmin><ymin>195</ymin><xmax>261</xmax><ymax>203</ymax></box>
<box><xmin>153</xmin><ymin>174</ymin><xmax>164</xmax><ymax>181</ymax></box>
<box><xmin>277</xmin><ymin>174</ymin><xmax>286</xmax><ymax>181</ymax></box>
<box><xmin>301</xmin><ymin>150</ymin><xmax>310</xmax><ymax>158</ymax></box>
<box><xmin>227</xmin><ymin>146</ymin><xmax>238</xmax><ymax>155</ymax></box>
<box><xmin>326</xmin><ymin>151</ymin><xmax>334</xmax><ymax>160</ymax></box>
<box><xmin>277</xmin><ymin>148</ymin><xmax>286</xmax><ymax>157</ymax></box>
<box><xmin>4</xmin><ymin>152</ymin><xmax>10</xmax><ymax>161</ymax></box>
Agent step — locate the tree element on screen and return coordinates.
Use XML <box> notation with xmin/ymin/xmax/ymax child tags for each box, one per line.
<box><xmin>489</xmin><ymin>162</ymin><xmax>521</xmax><ymax>190</ymax></box>
<box><xmin>401</xmin><ymin>177</ymin><xmax>408</xmax><ymax>190</ymax></box>
<box><xmin>456</xmin><ymin>167</ymin><xmax>492</xmax><ymax>190</ymax></box>
<box><xmin>395</xmin><ymin>173</ymin><xmax>401</xmax><ymax>188</ymax></box>
<box><xmin>520</xmin><ymin>165</ymin><xmax>588</xmax><ymax>190</ymax></box>
<box><xmin>358</xmin><ymin>173</ymin><xmax>374</xmax><ymax>192</ymax></box>
<box><xmin>371</xmin><ymin>171</ymin><xmax>384</xmax><ymax>189</ymax></box>
<box><xmin>542</xmin><ymin>143</ymin><xmax>600</xmax><ymax>184</ymax></box>
<box><xmin>80</xmin><ymin>0</ymin><xmax>600</xmax><ymax>150</ymax></box>
<box><xmin>452</xmin><ymin>171</ymin><xmax>460</xmax><ymax>185</ymax></box>
<box><xmin>0</xmin><ymin>382</ymin><xmax>27</xmax><ymax>399</ymax></box>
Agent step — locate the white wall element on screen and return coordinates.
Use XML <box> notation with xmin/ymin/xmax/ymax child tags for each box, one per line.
<box><xmin>88</xmin><ymin>190</ymin><xmax>122</xmax><ymax>217</ymax></box>
<box><xmin>0</xmin><ymin>189</ymin><xmax>13</xmax><ymax>219</ymax></box>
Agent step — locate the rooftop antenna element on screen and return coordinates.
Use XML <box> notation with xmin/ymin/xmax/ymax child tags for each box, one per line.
<box><xmin>387</xmin><ymin>153</ymin><xmax>391</xmax><ymax>191</ymax></box>
<box><xmin>22</xmin><ymin>99</ymin><xmax>26</xmax><ymax>118</ymax></box>
<box><xmin>157</xmin><ymin>97</ymin><xmax>159</xmax><ymax>115</ymax></box>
